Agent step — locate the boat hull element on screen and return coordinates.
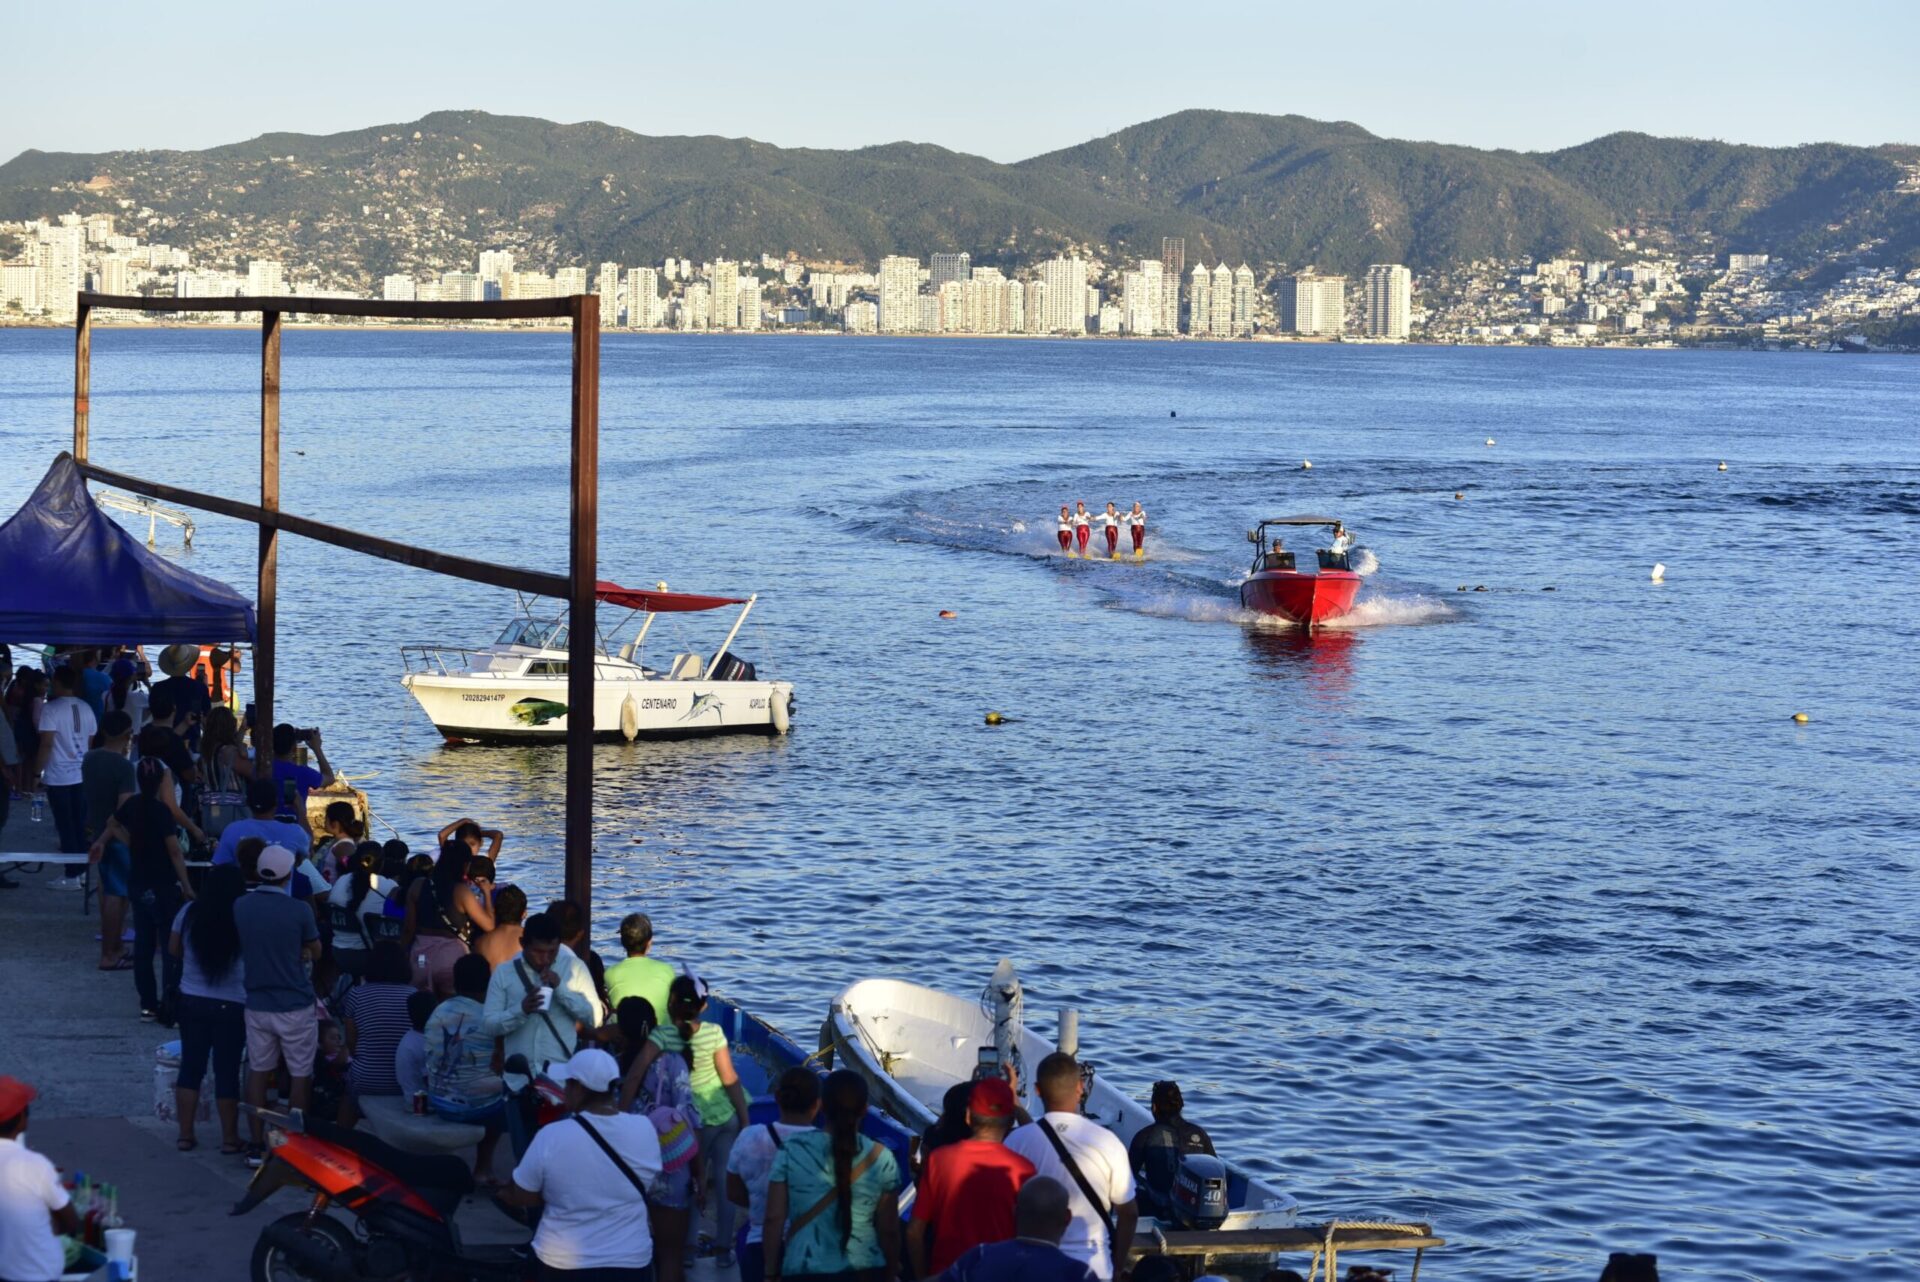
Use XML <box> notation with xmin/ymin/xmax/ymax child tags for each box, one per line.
<box><xmin>401</xmin><ymin>673</ymin><xmax>795</xmax><ymax>744</ymax></box>
<box><xmin>825</xmin><ymin>977</ymin><xmax>1298</xmax><ymax>1226</ymax></box>
<box><xmin>1240</xmin><ymin>569</ymin><xmax>1361</xmax><ymax>627</ymax></box>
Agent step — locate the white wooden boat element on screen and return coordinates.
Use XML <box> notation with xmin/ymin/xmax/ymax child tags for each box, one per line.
<box><xmin>823</xmin><ymin>966</ymin><xmax>1300</xmax><ymax>1231</ymax></box>
<box><xmin>399</xmin><ymin>582</ymin><xmax>794</xmax><ymax>744</ymax></box>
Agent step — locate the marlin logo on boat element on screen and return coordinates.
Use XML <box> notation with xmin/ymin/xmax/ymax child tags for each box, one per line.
<box><xmin>678</xmin><ymin>690</ymin><xmax>723</xmax><ymax>723</ymax></box>
<box><xmin>509</xmin><ymin>697</ymin><xmax>568</xmax><ymax>727</ymax></box>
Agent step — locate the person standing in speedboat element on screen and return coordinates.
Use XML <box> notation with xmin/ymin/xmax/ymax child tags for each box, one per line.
<box><xmin>1071</xmin><ymin>503</ymin><xmax>1092</xmax><ymax>558</ymax></box>
<box><xmin>1124</xmin><ymin>503</ymin><xmax>1147</xmax><ymax>560</ymax></box>
<box><xmin>1097</xmin><ymin>504</ymin><xmax>1122</xmax><ymax>560</ymax></box>
<box><xmin>1055</xmin><ymin>506</ymin><xmax>1075</xmax><ymax>557</ymax></box>
<box><xmin>1328</xmin><ymin>521</ymin><xmax>1354</xmax><ymax>569</ymax></box>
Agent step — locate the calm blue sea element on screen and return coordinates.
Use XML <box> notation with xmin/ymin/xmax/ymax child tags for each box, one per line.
<box><xmin>2</xmin><ymin>328</ymin><xmax>1917</xmax><ymax>1279</ymax></box>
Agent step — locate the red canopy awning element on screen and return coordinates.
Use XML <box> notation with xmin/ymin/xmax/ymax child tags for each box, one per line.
<box><xmin>595</xmin><ymin>581</ymin><xmax>748</xmax><ymax>613</ymax></box>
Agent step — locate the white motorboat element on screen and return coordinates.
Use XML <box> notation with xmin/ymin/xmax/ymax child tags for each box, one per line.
<box><xmin>400</xmin><ymin>582</ymin><xmax>794</xmax><ymax>744</ymax></box>
<box><xmin>824</xmin><ymin>964</ymin><xmax>1300</xmax><ymax>1232</ymax></box>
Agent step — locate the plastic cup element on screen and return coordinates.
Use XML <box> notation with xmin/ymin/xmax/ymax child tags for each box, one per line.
<box><xmin>536</xmin><ymin>986</ymin><xmax>553</xmax><ymax>1011</ymax></box>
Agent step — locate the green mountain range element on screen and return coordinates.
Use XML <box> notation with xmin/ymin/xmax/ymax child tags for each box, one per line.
<box><xmin>3</xmin><ymin>109</ymin><xmax>1916</xmax><ymax>279</ymax></box>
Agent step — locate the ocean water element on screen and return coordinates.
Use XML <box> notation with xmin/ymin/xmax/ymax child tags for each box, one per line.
<box><xmin>3</xmin><ymin>328</ymin><xmax>1917</xmax><ymax>1279</ymax></box>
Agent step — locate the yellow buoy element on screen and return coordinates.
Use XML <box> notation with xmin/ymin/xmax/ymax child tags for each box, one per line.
<box><xmin>1792</xmin><ymin>712</ymin><xmax>1809</xmax><ymax>723</ymax></box>
<box><xmin>984</xmin><ymin>711</ymin><xmax>1005</xmax><ymax>725</ymax></box>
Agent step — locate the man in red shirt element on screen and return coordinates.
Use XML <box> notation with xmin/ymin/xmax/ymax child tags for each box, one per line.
<box><xmin>909</xmin><ymin>1076</ymin><xmax>1037</xmax><ymax>1275</ymax></box>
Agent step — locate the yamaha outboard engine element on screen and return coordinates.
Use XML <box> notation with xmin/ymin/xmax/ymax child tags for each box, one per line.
<box><xmin>1170</xmin><ymin>1152</ymin><xmax>1230</xmax><ymax>1231</ymax></box>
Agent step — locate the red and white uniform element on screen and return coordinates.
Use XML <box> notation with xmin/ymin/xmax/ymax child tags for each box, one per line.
<box><xmin>1056</xmin><ymin>511</ymin><xmax>1073</xmax><ymax>552</ymax></box>
<box><xmin>1098</xmin><ymin>509</ymin><xmax>1120</xmax><ymax>553</ymax></box>
<box><xmin>1072</xmin><ymin>507</ymin><xmax>1091</xmax><ymax>553</ymax></box>
<box><xmin>1125</xmin><ymin>507</ymin><xmax>1146</xmax><ymax>551</ymax></box>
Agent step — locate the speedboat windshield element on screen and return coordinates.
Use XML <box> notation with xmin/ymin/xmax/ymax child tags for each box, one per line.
<box><xmin>496</xmin><ymin>619</ymin><xmax>570</xmax><ymax>650</ymax></box>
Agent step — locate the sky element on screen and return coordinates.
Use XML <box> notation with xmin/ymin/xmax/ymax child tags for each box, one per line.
<box><xmin>4</xmin><ymin>0</ymin><xmax>1917</xmax><ymax>164</ymax></box>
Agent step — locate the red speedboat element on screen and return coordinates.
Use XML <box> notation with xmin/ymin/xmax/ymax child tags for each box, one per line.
<box><xmin>1239</xmin><ymin>516</ymin><xmax>1362</xmax><ymax>628</ymax></box>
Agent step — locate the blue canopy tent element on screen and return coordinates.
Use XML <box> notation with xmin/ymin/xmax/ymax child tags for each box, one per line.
<box><xmin>0</xmin><ymin>453</ymin><xmax>255</xmax><ymax>644</ymax></box>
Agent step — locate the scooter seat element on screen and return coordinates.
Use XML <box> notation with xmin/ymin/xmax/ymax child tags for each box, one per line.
<box><xmin>309</xmin><ymin>1116</ymin><xmax>477</xmax><ymax>1200</ymax></box>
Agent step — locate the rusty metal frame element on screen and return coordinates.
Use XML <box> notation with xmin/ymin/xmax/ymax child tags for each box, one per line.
<box><xmin>72</xmin><ymin>292</ymin><xmax>601</xmax><ymax>914</ymax></box>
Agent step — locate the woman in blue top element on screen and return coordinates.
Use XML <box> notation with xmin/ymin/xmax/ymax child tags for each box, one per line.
<box><xmin>764</xmin><ymin>1069</ymin><xmax>901</xmax><ymax>1282</ymax></box>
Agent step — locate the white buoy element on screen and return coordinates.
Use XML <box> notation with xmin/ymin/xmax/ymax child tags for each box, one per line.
<box><xmin>620</xmin><ymin>694</ymin><xmax>639</xmax><ymax>742</ymax></box>
<box><xmin>1301</xmin><ymin>460</ymin><xmax>1312</xmax><ymax>470</ymax></box>
<box><xmin>655</xmin><ymin>580</ymin><xmax>668</xmax><ymax>591</ymax></box>
<box><xmin>1486</xmin><ymin>437</ymin><xmax>1496</xmax><ymax>446</ymax></box>
<box><xmin>1651</xmin><ymin>562</ymin><xmax>1666</xmax><ymax>582</ymax></box>
<box><xmin>1718</xmin><ymin>461</ymin><xmax>1728</xmax><ymax>472</ymax></box>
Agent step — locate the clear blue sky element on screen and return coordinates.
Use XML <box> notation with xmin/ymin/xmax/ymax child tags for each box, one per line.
<box><xmin>5</xmin><ymin>0</ymin><xmax>1916</xmax><ymax>163</ymax></box>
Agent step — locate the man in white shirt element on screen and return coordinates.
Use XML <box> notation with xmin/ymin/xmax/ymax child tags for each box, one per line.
<box><xmin>503</xmin><ymin>1048</ymin><xmax>661</xmax><ymax>1276</ymax></box>
<box><xmin>1005</xmin><ymin>1053</ymin><xmax>1138</xmax><ymax>1280</ymax></box>
<box><xmin>30</xmin><ymin>666</ymin><xmax>98</xmax><ymax>857</ymax></box>
<box><xmin>483</xmin><ymin>912</ymin><xmax>602</xmax><ymax>1156</ymax></box>
<box><xmin>0</xmin><ymin>1077</ymin><xmax>80</xmax><ymax>1282</ymax></box>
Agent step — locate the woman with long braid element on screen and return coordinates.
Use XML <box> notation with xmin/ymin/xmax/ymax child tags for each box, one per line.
<box><xmin>763</xmin><ymin>1069</ymin><xmax>902</xmax><ymax>1282</ymax></box>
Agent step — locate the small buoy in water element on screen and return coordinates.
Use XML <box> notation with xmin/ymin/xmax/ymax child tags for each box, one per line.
<box><xmin>1473</xmin><ymin>585</ymin><xmax>1488</xmax><ymax>592</ymax></box>
<box><xmin>1718</xmin><ymin>461</ymin><xmax>1728</xmax><ymax>472</ymax></box>
<box><xmin>984</xmin><ymin>711</ymin><xmax>1005</xmax><ymax>725</ymax></box>
<box><xmin>655</xmin><ymin>580</ymin><xmax>668</xmax><ymax>591</ymax></box>
<box><xmin>1301</xmin><ymin>460</ymin><xmax>1312</xmax><ymax>470</ymax></box>
<box><xmin>1458</xmin><ymin>585</ymin><xmax>1468</xmax><ymax>592</ymax></box>
<box><xmin>1792</xmin><ymin>712</ymin><xmax>1810</xmax><ymax>724</ymax></box>
<box><xmin>1454</xmin><ymin>491</ymin><xmax>1464</xmax><ymax>500</ymax></box>
<box><xmin>937</xmin><ymin>609</ymin><xmax>956</xmax><ymax>619</ymax></box>
<box><xmin>1650</xmin><ymin>563</ymin><xmax>1666</xmax><ymax>582</ymax></box>
<box><xmin>1169</xmin><ymin>410</ymin><xmax>1177</xmax><ymax>418</ymax></box>
<box><xmin>1486</xmin><ymin>437</ymin><xmax>1496</xmax><ymax>446</ymax></box>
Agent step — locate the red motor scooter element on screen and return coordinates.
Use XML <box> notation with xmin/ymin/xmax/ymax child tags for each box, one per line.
<box><xmin>233</xmin><ymin>1104</ymin><xmax>540</xmax><ymax>1281</ymax></box>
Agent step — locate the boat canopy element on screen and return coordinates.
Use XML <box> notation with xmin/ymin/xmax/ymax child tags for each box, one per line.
<box><xmin>1257</xmin><ymin>515</ymin><xmax>1343</xmax><ymax>527</ymax></box>
<box><xmin>594</xmin><ymin>581</ymin><xmax>749</xmax><ymax>613</ymax></box>
<box><xmin>0</xmin><ymin>454</ymin><xmax>256</xmax><ymax>644</ymax></box>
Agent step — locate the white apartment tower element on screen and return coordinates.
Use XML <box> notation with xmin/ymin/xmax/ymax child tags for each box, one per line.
<box><xmin>878</xmin><ymin>256</ymin><xmax>920</xmax><ymax>333</ymax></box>
<box><xmin>1232</xmin><ymin>264</ymin><xmax>1256</xmax><ymax>336</ymax></box>
<box><xmin>246</xmin><ymin>259</ymin><xmax>285</xmax><ymax>296</ymax></box>
<box><xmin>1365</xmin><ymin>264</ymin><xmax>1413</xmax><ymax>339</ymax></box>
<box><xmin>1209</xmin><ymin>263</ymin><xmax>1234</xmax><ymax>336</ymax></box>
<box><xmin>738</xmin><ymin>275</ymin><xmax>762</xmax><ymax>330</ymax></box>
<box><xmin>1280</xmin><ymin>273</ymin><xmax>1347</xmax><ymax>336</ymax></box>
<box><xmin>381</xmin><ymin>274</ymin><xmax>416</xmax><ymax>301</ymax></box>
<box><xmin>931</xmin><ymin>253</ymin><xmax>972</xmax><ymax>288</ymax></box>
<box><xmin>710</xmin><ymin>260</ymin><xmax>740</xmax><ymax>329</ymax></box>
<box><xmin>478</xmin><ymin>250</ymin><xmax>515</xmax><ymax>286</ymax></box>
<box><xmin>596</xmin><ymin>261</ymin><xmax>622</xmax><ymax>326</ymax></box>
<box><xmin>1187</xmin><ymin>263</ymin><xmax>1211</xmax><ymax>336</ymax></box>
<box><xmin>1039</xmin><ymin>256</ymin><xmax>1087</xmax><ymax>333</ymax></box>
<box><xmin>554</xmin><ymin>266</ymin><xmax>589</xmax><ymax>297</ymax></box>
<box><xmin>625</xmin><ymin>268</ymin><xmax>660</xmax><ymax>328</ymax></box>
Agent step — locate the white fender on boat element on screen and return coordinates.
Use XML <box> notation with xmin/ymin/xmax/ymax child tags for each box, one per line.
<box><xmin>620</xmin><ymin>694</ymin><xmax>639</xmax><ymax>742</ymax></box>
<box><xmin>772</xmin><ymin>691</ymin><xmax>791</xmax><ymax>735</ymax></box>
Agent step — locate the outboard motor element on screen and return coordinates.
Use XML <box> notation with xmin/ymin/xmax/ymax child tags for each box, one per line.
<box><xmin>1170</xmin><ymin>1152</ymin><xmax>1230</xmax><ymax>1231</ymax></box>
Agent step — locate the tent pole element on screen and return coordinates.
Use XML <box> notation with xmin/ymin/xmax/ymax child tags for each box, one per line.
<box><xmin>255</xmin><ymin>309</ymin><xmax>281</xmax><ymax>779</ymax></box>
<box><xmin>564</xmin><ymin>294</ymin><xmax>600</xmax><ymax>917</ymax></box>
<box><xmin>74</xmin><ymin>302</ymin><xmax>91</xmax><ymax>462</ymax></box>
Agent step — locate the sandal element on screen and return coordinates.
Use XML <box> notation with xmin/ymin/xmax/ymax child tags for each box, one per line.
<box><xmin>98</xmin><ymin>955</ymin><xmax>134</xmax><ymax>971</ymax></box>
<box><xmin>176</xmin><ymin>1137</ymin><xmax>198</xmax><ymax>1152</ymax></box>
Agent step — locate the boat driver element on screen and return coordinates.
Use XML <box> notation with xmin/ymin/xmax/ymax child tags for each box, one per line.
<box><xmin>1127</xmin><ymin>1080</ymin><xmax>1217</xmax><ymax>1220</ymax></box>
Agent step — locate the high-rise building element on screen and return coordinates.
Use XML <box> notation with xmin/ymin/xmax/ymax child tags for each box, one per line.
<box><xmin>1232</xmin><ymin>264</ymin><xmax>1256</xmax><ymax>336</ymax></box>
<box><xmin>246</xmin><ymin>259</ymin><xmax>285</xmax><ymax>296</ymax></box>
<box><xmin>843</xmin><ymin>299</ymin><xmax>878</xmax><ymax>333</ymax></box>
<box><xmin>478</xmin><ymin>250</ymin><xmax>515</xmax><ymax>286</ymax></box>
<box><xmin>738</xmin><ymin>275</ymin><xmax>762</xmax><ymax>330</ymax></box>
<box><xmin>1279</xmin><ymin>272</ymin><xmax>1347</xmax><ymax>336</ymax></box>
<box><xmin>711</xmin><ymin>260</ymin><xmax>739</xmax><ymax>329</ymax></box>
<box><xmin>931</xmin><ymin>252</ymin><xmax>972</xmax><ymax>289</ymax></box>
<box><xmin>1022</xmin><ymin>279</ymin><xmax>1045</xmax><ymax>334</ymax></box>
<box><xmin>965</xmin><ymin>266</ymin><xmax>1006</xmax><ymax>333</ymax></box>
<box><xmin>381</xmin><ymin>274</ymin><xmax>416</xmax><ymax>301</ymax></box>
<box><xmin>596</xmin><ymin>261</ymin><xmax>621</xmax><ymax>326</ymax></box>
<box><xmin>440</xmin><ymin>271</ymin><xmax>485</xmax><ymax>302</ymax></box>
<box><xmin>513</xmin><ymin>272</ymin><xmax>556</xmax><ymax>299</ymax></box>
<box><xmin>1039</xmin><ymin>256</ymin><xmax>1087</xmax><ymax>333</ymax></box>
<box><xmin>625</xmin><ymin>267</ymin><xmax>660</xmax><ymax>328</ymax></box>
<box><xmin>682</xmin><ymin>282</ymin><xmax>711</xmax><ymax>330</ymax></box>
<box><xmin>1161</xmin><ymin>237</ymin><xmax>1186</xmax><ymax>280</ymax></box>
<box><xmin>96</xmin><ymin>255</ymin><xmax>132</xmax><ymax>296</ymax></box>
<box><xmin>554</xmin><ymin>266</ymin><xmax>589</xmax><ymax>296</ymax></box>
<box><xmin>1122</xmin><ymin>262</ymin><xmax>1161</xmax><ymax>335</ymax></box>
<box><xmin>1209</xmin><ymin>263</ymin><xmax>1233</xmax><ymax>336</ymax></box>
<box><xmin>937</xmin><ymin>280</ymin><xmax>965</xmax><ymax>332</ymax></box>
<box><xmin>878</xmin><ymin>256</ymin><xmax>920</xmax><ymax>333</ymax></box>
<box><xmin>1002</xmin><ymin>278</ymin><xmax>1025</xmax><ymax>335</ymax></box>
<box><xmin>1364</xmin><ymin>264</ymin><xmax>1413</xmax><ymax>339</ymax></box>
<box><xmin>1187</xmin><ymin>263</ymin><xmax>1211</xmax><ymax>336</ymax></box>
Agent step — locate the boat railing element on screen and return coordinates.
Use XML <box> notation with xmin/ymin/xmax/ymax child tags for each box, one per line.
<box><xmin>401</xmin><ymin>645</ymin><xmax>642</xmax><ymax>683</ymax></box>
<box><xmin>401</xmin><ymin>644</ymin><xmax>486</xmax><ymax>676</ymax></box>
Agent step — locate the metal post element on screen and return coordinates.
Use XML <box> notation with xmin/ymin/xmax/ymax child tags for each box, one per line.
<box><xmin>74</xmin><ymin>302</ymin><xmax>92</xmax><ymax>461</ymax></box>
<box><xmin>255</xmin><ymin>310</ymin><xmax>281</xmax><ymax>778</ymax></box>
<box><xmin>564</xmin><ymin>295</ymin><xmax>601</xmax><ymax>914</ymax></box>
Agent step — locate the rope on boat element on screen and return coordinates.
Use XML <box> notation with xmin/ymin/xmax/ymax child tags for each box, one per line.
<box><xmin>1301</xmin><ymin>1221</ymin><xmax>1433</xmax><ymax>1282</ymax></box>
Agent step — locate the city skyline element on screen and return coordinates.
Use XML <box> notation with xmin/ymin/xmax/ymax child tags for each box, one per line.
<box><xmin>4</xmin><ymin>1</ymin><xmax>1917</xmax><ymax>165</ymax></box>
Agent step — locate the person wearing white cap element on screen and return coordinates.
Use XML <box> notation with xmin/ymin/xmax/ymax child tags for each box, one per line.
<box><xmin>234</xmin><ymin>843</ymin><xmax>322</xmax><ymax>1165</ymax></box>
<box><xmin>502</xmin><ymin>1047</ymin><xmax>663</xmax><ymax>1280</ymax></box>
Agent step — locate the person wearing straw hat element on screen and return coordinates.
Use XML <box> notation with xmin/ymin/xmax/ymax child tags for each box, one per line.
<box><xmin>0</xmin><ymin>1076</ymin><xmax>82</xmax><ymax>1282</ymax></box>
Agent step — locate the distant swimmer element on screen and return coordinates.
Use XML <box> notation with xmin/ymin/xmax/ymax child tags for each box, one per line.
<box><xmin>1099</xmin><ymin>502</ymin><xmax>1122</xmax><ymax>560</ymax></box>
<box><xmin>1072</xmin><ymin>501</ymin><xmax>1092</xmax><ymax>558</ymax></box>
<box><xmin>1124</xmin><ymin>502</ymin><xmax>1147</xmax><ymax>559</ymax></box>
<box><xmin>1056</xmin><ymin>505</ymin><xmax>1075</xmax><ymax>557</ymax></box>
